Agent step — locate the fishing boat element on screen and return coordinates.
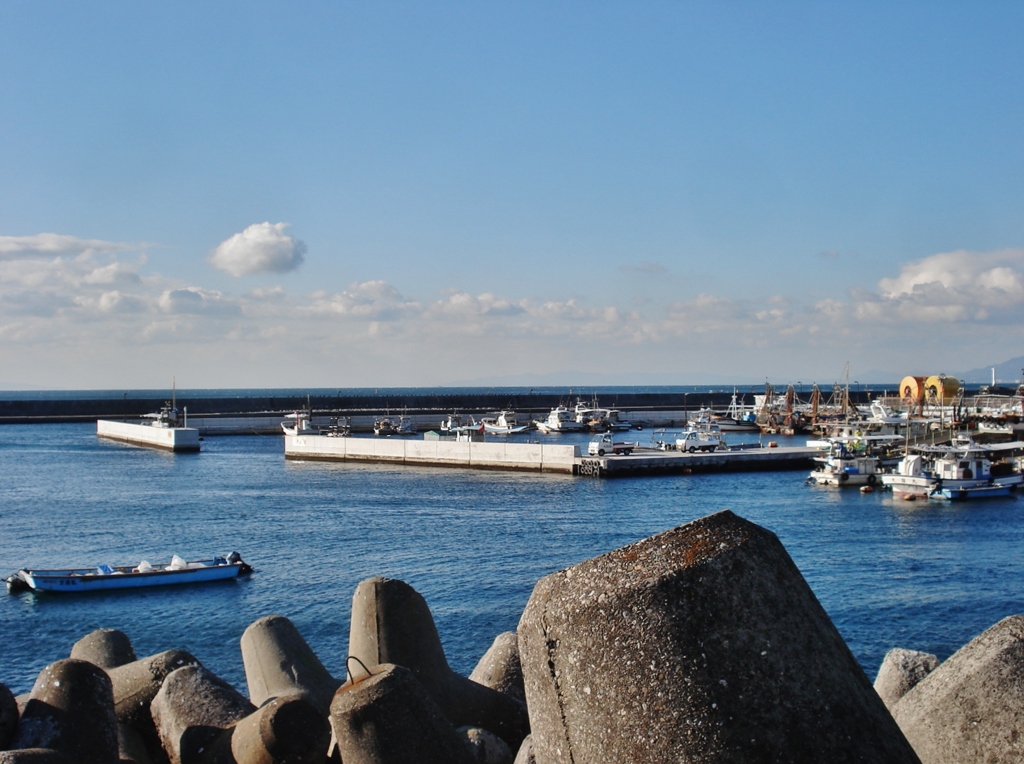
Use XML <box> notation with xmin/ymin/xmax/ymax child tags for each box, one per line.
<box><xmin>480</xmin><ymin>410</ymin><xmax>529</xmax><ymax>435</ymax></box>
<box><xmin>807</xmin><ymin>440</ymin><xmax>885</xmax><ymax>487</ymax></box>
<box><xmin>881</xmin><ymin>438</ymin><xmax>1024</xmax><ymax>500</ymax></box>
<box><xmin>281</xmin><ymin>410</ymin><xmax>316</xmax><ymax>435</ymax></box>
<box><xmin>534</xmin><ymin>405</ymin><xmax>585</xmax><ymax>434</ymax></box>
<box><xmin>6</xmin><ymin>553</ymin><xmax>252</xmax><ymax>594</ymax></box>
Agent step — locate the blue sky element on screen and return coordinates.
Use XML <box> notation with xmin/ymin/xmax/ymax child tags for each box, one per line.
<box><xmin>2</xmin><ymin>2</ymin><xmax>1023</xmax><ymax>388</ymax></box>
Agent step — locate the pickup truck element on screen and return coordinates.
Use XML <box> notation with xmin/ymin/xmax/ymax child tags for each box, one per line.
<box><xmin>588</xmin><ymin>435</ymin><xmax>639</xmax><ymax>456</ymax></box>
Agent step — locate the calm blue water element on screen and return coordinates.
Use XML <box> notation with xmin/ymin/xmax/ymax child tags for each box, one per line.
<box><xmin>2</xmin><ymin>423</ymin><xmax>1022</xmax><ymax>696</ymax></box>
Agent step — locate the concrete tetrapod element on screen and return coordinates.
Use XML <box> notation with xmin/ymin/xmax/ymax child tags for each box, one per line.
<box><xmin>70</xmin><ymin>628</ymin><xmax>138</xmax><ymax>670</ymax></box>
<box><xmin>207</xmin><ymin>697</ymin><xmax>331</xmax><ymax>764</ymax></box>
<box><xmin>108</xmin><ymin>650</ymin><xmax>201</xmax><ymax>758</ymax></box>
<box><xmin>469</xmin><ymin>632</ymin><xmax>526</xmax><ymax>706</ymax></box>
<box><xmin>11</xmin><ymin>659</ymin><xmax>119</xmax><ymax>764</ymax></box>
<box><xmin>891</xmin><ymin>615</ymin><xmax>1024</xmax><ymax>764</ymax></box>
<box><xmin>0</xmin><ymin>751</ymin><xmax>72</xmax><ymax>764</ymax></box>
<box><xmin>348</xmin><ymin>577</ymin><xmax>529</xmax><ymax>750</ymax></box>
<box><xmin>518</xmin><ymin>510</ymin><xmax>921</xmax><ymax>764</ymax></box>
<box><xmin>874</xmin><ymin>648</ymin><xmax>940</xmax><ymax>711</ymax></box>
<box><xmin>0</xmin><ymin>682</ymin><xmax>17</xmax><ymax>751</ymax></box>
<box><xmin>151</xmin><ymin>664</ymin><xmax>257</xmax><ymax>764</ymax></box>
<box><xmin>329</xmin><ymin>663</ymin><xmax>473</xmax><ymax>764</ymax></box>
<box><xmin>240</xmin><ymin>615</ymin><xmax>341</xmax><ymax>713</ymax></box>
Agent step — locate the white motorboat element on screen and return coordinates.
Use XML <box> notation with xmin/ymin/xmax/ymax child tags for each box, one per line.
<box><xmin>535</xmin><ymin>405</ymin><xmax>584</xmax><ymax>434</ymax></box>
<box><xmin>281</xmin><ymin>410</ymin><xmax>316</xmax><ymax>435</ymax></box>
<box><xmin>480</xmin><ymin>410</ymin><xmax>529</xmax><ymax>435</ymax></box>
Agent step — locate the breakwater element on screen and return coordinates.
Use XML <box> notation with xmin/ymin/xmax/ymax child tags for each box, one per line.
<box><xmin>3</xmin><ymin>511</ymin><xmax>1020</xmax><ymax>763</ymax></box>
<box><xmin>0</xmin><ymin>386</ymin><xmax>905</xmax><ymax>424</ymax></box>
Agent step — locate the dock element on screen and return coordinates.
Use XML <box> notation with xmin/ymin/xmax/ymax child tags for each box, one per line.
<box><xmin>96</xmin><ymin>419</ymin><xmax>201</xmax><ymax>452</ymax></box>
<box><xmin>575</xmin><ymin>444</ymin><xmax>820</xmax><ymax>477</ymax></box>
<box><xmin>284</xmin><ymin>433</ymin><xmax>819</xmax><ymax>478</ymax></box>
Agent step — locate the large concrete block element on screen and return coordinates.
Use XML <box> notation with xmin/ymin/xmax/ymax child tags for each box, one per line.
<box><xmin>110</xmin><ymin>650</ymin><xmax>201</xmax><ymax>732</ymax></box>
<box><xmin>469</xmin><ymin>633</ymin><xmax>526</xmax><ymax>705</ymax></box>
<box><xmin>892</xmin><ymin>615</ymin><xmax>1024</xmax><ymax>763</ymax></box>
<box><xmin>70</xmin><ymin>628</ymin><xmax>137</xmax><ymax>669</ymax></box>
<box><xmin>117</xmin><ymin>723</ymin><xmax>152</xmax><ymax>764</ymax></box>
<box><xmin>348</xmin><ymin>577</ymin><xmax>529</xmax><ymax>749</ymax></box>
<box><xmin>150</xmin><ymin>665</ymin><xmax>255</xmax><ymax>764</ymax></box>
<box><xmin>458</xmin><ymin>727</ymin><xmax>513</xmax><ymax>764</ymax></box>
<box><xmin>12</xmin><ymin>659</ymin><xmax>119</xmax><ymax>764</ymax></box>
<box><xmin>0</xmin><ymin>682</ymin><xmax>17</xmax><ymax>751</ymax></box>
<box><xmin>329</xmin><ymin>663</ymin><xmax>473</xmax><ymax>764</ymax></box>
<box><xmin>875</xmin><ymin>648</ymin><xmax>940</xmax><ymax>710</ymax></box>
<box><xmin>512</xmin><ymin>735</ymin><xmax>534</xmax><ymax>764</ymax></box>
<box><xmin>240</xmin><ymin>615</ymin><xmax>341</xmax><ymax>713</ymax></box>
<box><xmin>214</xmin><ymin>696</ymin><xmax>331</xmax><ymax>764</ymax></box>
<box><xmin>518</xmin><ymin>510</ymin><xmax>920</xmax><ymax>763</ymax></box>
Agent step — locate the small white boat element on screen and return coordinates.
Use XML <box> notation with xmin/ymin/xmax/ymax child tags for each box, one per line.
<box><xmin>281</xmin><ymin>411</ymin><xmax>316</xmax><ymax>435</ymax></box>
<box><xmin>535</xmin><ymin>405</ymin><xmax>585</xmax><ymax>434</ymax></box>
<box><xmin>6</xmin><ymin>553</ymin><xmax>252</xmax><ymax>594</ymax></box>
<box><xmin>480</xmin><ymin>410</ymin><xmax>529</xmax><ymax>435</ymax></box>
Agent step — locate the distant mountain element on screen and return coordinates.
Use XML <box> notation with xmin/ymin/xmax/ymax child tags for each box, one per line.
<box><xmin>449</xmin><ymin>370</ymin><xmax>767</xmax><ymax>387</ymax></box>
<box><xmin>957</xmin><ymin>356</ymin><xmax>1024</xmax><ymax>385</ymax></box>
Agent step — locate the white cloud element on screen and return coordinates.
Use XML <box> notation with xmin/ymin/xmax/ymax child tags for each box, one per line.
<box><xmin>158</xmin><ymin>288</ymin><xmax>241</xmax><ymax>316</ymax></box>
<box><xmin>0</xmin><ymin>233</ymin><xmax>138</xmax><ymax>260</ymax></box>
<box><xmin>209</xmin><ymin>222</ymin><xmax>306</xmax><ymax>277</ymax></box>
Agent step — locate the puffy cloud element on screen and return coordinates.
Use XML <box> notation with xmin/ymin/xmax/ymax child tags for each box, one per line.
<box><xmin>209</xmin><ymin>222</ymin><xmax>306</xmax><ymax>276</ymax></box>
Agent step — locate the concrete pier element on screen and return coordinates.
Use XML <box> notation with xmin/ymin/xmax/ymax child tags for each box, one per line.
<box><xmin>285</xmin><ymin>433</ymin><xmax>579</xmax><ymax>474</ymax></box>
<box><xmin>96</xmin><ymin>420</ymin><xmax>200</xmax><ymax>452</ymax></box>
<box><xmin>285</xmin><ymin>433</ymin><xmax>817</xmax><ymax>477</ymax></box>
<box><xmin>576</xmin><ymin>444</ymin><xmax>820</xmax><ymax>477</ymax></box>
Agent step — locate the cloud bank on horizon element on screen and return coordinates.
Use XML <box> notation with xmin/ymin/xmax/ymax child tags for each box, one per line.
<box><xmin>1</xmin><ymin>231</ymin><xmax>1021</xmax><ymax>387</ymax></box>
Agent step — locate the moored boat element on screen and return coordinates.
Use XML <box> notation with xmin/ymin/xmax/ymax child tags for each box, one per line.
<box><xmin>6</xmin><ymin>552</ymin><xmax>252</xmax><ymax>594</ymax></box>
<box><xmin>881</xmin><ymin>438</ymin><xmax>1024</xmax><ymax>500</ymax></box>
<box><xmin>534</xmin><ymin>405</ymin><xmax>585</xmax><ymax>434</ymax></box>
<box><xmin>807</xmin><ymin>440</ymin><xmax>885</xmax><ymax>487</ymax></box>
<box><xmin>480</xmin><ymin>410</ymin><xmax>530</xmax><ymax>435</ymax></box>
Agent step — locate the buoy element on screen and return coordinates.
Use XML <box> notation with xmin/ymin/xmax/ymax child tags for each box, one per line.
<box><xmin>768</xmin><ymin>441</ymin><xmax>778</xmax><ymax>448</ymax></box>
<box><xmin>902</xmin><ymin>494</ymin><xmax>917</xmax><ymax>502</ymax></box>
<box><xmin>860</xmin><ymin>485</ymin><xmax>874</xmax><ymax>494</ymax></box>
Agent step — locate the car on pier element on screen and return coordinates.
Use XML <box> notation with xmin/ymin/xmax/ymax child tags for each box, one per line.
<box><xmin>588</xmin><ymin>435</ymin><xmax>638</xmax><ymax>456</ymax></box>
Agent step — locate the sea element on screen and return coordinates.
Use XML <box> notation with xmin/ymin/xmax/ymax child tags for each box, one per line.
<box><xmin>2</xmin><ymin>416</ymin><xmax>1022</xmax><ymax>697</ymax></box>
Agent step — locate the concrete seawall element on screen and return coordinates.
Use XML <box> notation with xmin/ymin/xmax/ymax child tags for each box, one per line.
<box><xmin>285</xmin><ymin>434</ymin><xmax>580</xmax><ymax>474</ymax></box>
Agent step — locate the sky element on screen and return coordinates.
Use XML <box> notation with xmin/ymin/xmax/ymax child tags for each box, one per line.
<box><xmin>2</xmin><ymin>2</ymin><xmax>1024</xmax><ymax>389</ymax></box>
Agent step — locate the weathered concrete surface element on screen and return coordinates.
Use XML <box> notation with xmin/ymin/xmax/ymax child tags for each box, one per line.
<box><xmin>329</xmin><ymin>663</ymin><xmax>473</xmax><ymax>764</ymax></box>
<box><xmin>0</xmin><ymin>683</ymin><xmax>17</xmax><ymax>751</ymax></box>
<box><xmin>240</xmin><ymin>615</ymin><xmax>341</xmax><ymax>713</ymax></box>
<box><xmin>0</xmin><ymin>751</ymin><xmax>71</xmax><ymax>764</ymax></box>
<box><xmin>458</xmin><ymin>727</ymin><xmax>513</xmax><ymax>764</ymax></box>
<box><xmin>150</xmin><ymin>665</ymin><xmax>255</xmax><ymax>764</ymax></box>
<box><xmin>348</xmin><ymin>577</ymin><xmax>529</xmax><ymax>749</ymax></box>
<box><xmin>469</xmin><ymin>632</ymin><xmax>525</xmax><ymax>706</ymax></box>
<box><xmin>12</xmin><ymin>659</ymin><xmax>119</xmax><ymax>764</ymax></box>
<box><xmin>512</xmin><ymin>735</ymin><xmax>535</xmax><ymax>764</ymax></box>
<box><xmin>875</xmin><ymin>648</ymin><xmax>940</xmax><ymax>710</ymax></box>
<box><xmin>225</xmin><ymin>696</ymin><xmax>330</xmax><ymax>764</ymax></box>
<box><xmin>891</xmin><ymin>615</ymin><xmax>1024</xmax><ymax>764</ymax></box>
<box><xmin>70</xmin><ymin>628</ymin><xmax>138</xmax><ymax>670</ymax></box>
<box><xmin>518</xmin><ymin>510</ymin><xmax>921</xmax><ymax>764</ymax></box>
<box><xmin>117</xmin><ymin>723</ymin><xmax>151</xmax><ymax>764</ymax></box>
<box><xmin>109</xmin><ymin>650</ymin><xmax>201</xmax><ymax>730</ymax></box>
